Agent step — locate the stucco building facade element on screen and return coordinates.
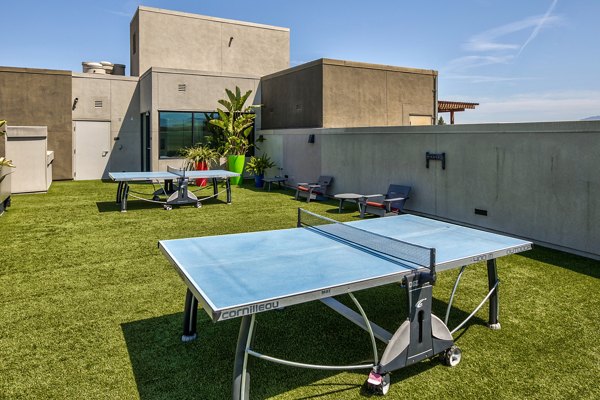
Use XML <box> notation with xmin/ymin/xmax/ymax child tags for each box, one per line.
<box><xmin>2</xmin><ymin>6</ymin><xmax>436</xmax><ymax>180</ymax></box>
<box><xmin>261</xmin><ymin>59</ymin><xmax>438</xmax><ymax>130</ymax></box>
<box><xmin>0</xmin><ymin>67</ymin><xmax>72</xmax><ymax>180</ymax></box>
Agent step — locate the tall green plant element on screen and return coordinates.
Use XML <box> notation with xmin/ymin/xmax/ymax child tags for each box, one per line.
<box><xmin>209</xmin><ymin>87</ymin><xmax>256</xmax><ymax>156</ymax></box>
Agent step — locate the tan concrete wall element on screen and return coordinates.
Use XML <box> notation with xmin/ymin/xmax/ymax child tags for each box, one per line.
<box><xmin>72</xmin><ymin>73</ymin><xmax>141</xmax><ymax>173</ymax></box>
<box><xmin>260</xmin><ymin>59</ymin><xmax>437</xmax><ymax>130</ymax></box>
<box><xmin>131</xmin><ymin>6</ymin><xmax>289</xmax><ymax>77</ymax></box>
<box><xmin>139</xmin><ymin>72</ymin><xmax>152</xmax><ymax>113</ymax></box>
<box><xmin>130</xmin><ymin>11</ymin><xmax>140</xmax><ymax>77</ymax></box>
<box><xmin>0</xmin><ymin>67</ymin><xmax>72</xmax><ymax>179</ymax></box>
<box><xmin>258</xmin><ymin>121</ymin><xmax>600</xmax><ymax>260</ymax></box>
<box><xmin>141</xmin><ymin>68</ymin><xmax>260</xmax><ymax>171</ymax></box>
<box><xmin>261</xmin><ymin>61</ymin><xmax>323</xmax><ymax>129</ymax></box>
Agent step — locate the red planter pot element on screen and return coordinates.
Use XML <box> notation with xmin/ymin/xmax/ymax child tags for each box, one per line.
<box><xmin>195</xmin><ymin>161</ymin><xmax>208</xmax><ymax>187</ymax></box>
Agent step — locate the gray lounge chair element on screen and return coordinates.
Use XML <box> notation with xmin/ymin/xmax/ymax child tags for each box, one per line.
<box><xmin>359</xmin><ymin>184</ymin><xmax>411</xmax><ymax>218</ymax></box>
<box><xmin>295</xmin><ymin>176</ymin><xmax>333</xmax><ymax>203</ymax></box>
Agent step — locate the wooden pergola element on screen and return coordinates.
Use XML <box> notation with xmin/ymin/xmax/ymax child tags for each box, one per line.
<box><xmin>438</xmin><ymin>100</ymin><xmax>479</xmax><ymax>124</ymax></box>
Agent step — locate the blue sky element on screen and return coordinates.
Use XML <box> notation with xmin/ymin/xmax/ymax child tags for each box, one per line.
<box><xmin>2</xmin><ymin>0</ymin><xmax>598</xmax><ymax>123</ymax></box>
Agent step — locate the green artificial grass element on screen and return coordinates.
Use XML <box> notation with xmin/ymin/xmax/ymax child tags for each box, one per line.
<box><xmin>0</xmin><ymin>180</ymin><xmax>599</xmax><ymax>399</ymax></box>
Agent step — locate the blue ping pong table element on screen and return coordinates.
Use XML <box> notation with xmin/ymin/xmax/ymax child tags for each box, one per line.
<box><xmin>109</xmin><ymin>166</ymin><xmax>240</xmax><ymax>212</ymax></box>
<box><xmin>159</xmin><ymin>209</ymin><xmax>532</xmax><ymax>398</ymax></box>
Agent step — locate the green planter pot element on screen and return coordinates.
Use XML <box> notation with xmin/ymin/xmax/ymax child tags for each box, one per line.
<box><xmin>227</xmin><ymin>155</ymin><xmax>245</xmax><ymax>185</ymax></box>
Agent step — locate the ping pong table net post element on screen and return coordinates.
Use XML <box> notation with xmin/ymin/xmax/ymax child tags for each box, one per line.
<box><xmin>167</xmin><ymin>165</ymin><xmax>187</xmax><ymax>178</ymax></box>
<box><xmin>297</xmin><ymin>208</ymin><xmax>436</xmax><ymax>278</ymax></box>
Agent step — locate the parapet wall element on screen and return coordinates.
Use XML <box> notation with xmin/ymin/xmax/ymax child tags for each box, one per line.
<box><xmin>259</xmin><ymin>121</ymin><xmax>600</xmax><ymax>260</ymax></box>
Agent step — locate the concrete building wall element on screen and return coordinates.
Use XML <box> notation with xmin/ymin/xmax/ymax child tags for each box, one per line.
<box><xmin>323</xmin><ymin>60</ymin><xmax>437</xmax><ymax>127</ymax></box>
<box><xmin>140</xmin><ymin>68</ymin><xmax>260</xmax><ymax>171</ymax></box>
<box><xmin>260</xmin><ymin>59</ymin><xmax>437</xmax><ymax>130</ymax></box>
<box><xmin>72</xmin><ymin>73</ymin><xmax>141</xmax><ymax>173</ymax></box>
<box><xmin>0</xmin><ymin>67</ymin><xmax>72</xmax><ymax>179</ymax></box>
<box><xmin>261</xmin><ymin>61</ymin><xmax>323</xmax><ymax>129</ymax></box>
<box><xmin>130</xmin><ymin>11</ymin><xmax>140</xmax><ymax>80</ymax></box>
<box><xmin>258</xmin><ymin>121</ymin><xmax>600</xmax><ymax>260</ymax></box>
<box><xmin>130</xmin><ymin>6</ymin><xmax>290</xmax><ymax>77</ymax></box>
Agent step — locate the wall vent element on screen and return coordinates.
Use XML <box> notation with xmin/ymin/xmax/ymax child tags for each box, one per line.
<box><xmin>94</xmin><ymin>100</ymin><xmax>103</xmax><ymax>108</ymax></box>
<box><xmin>178</xmin><ymin>84</ymin><xmax>187</xmax><ymax>92</ymax></box>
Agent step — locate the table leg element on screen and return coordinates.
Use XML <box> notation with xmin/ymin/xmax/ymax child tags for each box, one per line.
<box><xmin>226</xmin><ymin>178</ymin><xmax>232</xmax><ymax>203</ymax></box>
<box><xmin>121</xmin><ymin>183</ymin><xmax>129</xmax><ymax>212</ymax></box>
<box><xmin>487</xmin><ymin>259</ymin><xmax>501</xmax><ymax>329</ymax></box>
<box><xmin>232</xmin><ymin>315</ymin><xmax>254</xmax><ymax>400</ymax></box>
<box><xmin>182</xmin><ymin>289</ymin><xmax>198</xmax><ymax>341</ymax></box>
<box><xmin>116</xmin><ymin>181</ymin><xmax>123</xmax><ymax>204</ymax></box>
<box><xmin>338</xmin><ymin>199</ymin><xmax>345</xmax><ymax>213</ymax></box>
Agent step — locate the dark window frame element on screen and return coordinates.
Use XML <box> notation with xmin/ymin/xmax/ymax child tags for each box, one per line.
<box><xmin>158</xmin><ymin>110</ymin><xmax>255</xmax><ymax>159</ymax></box>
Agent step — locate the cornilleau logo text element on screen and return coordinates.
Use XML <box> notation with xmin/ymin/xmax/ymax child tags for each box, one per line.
<box><xmin>221</xmin><ymin>301</ymin><xmax>280</xmax><ymax>320</ymax></box>
<box><xmin>506</xmin><ymin>244</ymin><xmax>532</xmax><ymax>254</ymax></box>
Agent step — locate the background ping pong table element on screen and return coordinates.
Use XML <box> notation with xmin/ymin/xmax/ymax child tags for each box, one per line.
<box><xmin>109</xmin><ymin>166</ymin><xmax>240</xmax><ymax>212</ymax></box>
<box><xmin>159</xmin><ymin>209</ymin><xmax>532</xmax><ymax>399</ymax></box>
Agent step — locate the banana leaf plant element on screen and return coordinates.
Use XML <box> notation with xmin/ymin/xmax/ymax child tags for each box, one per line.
<box><xmin>209</xmin><ymin>87</ymin><xmax>256</xmax><ymax>156</ymax></box>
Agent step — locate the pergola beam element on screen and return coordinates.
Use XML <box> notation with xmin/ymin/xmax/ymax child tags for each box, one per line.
<box><xmin>437</xmin><ymin>101</ymin><xmax>479</xmax><ymax>124</ymax></box>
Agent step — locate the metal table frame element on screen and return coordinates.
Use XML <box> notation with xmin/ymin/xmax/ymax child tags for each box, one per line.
<box><xmin>109</xmin><ymin>169</ymin><xmax>237</xmax><ymax>212</ymax></box>
<box><xmin>159</xmin><ymin>212</ymin><xmax>532</xmax><ymax>399</ymax></box>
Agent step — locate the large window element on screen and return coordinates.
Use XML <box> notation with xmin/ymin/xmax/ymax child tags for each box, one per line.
<box><xmin>159</xmin><ymin>111</ymin><xmax>255</xmax><ymax>158</ymax></box>
<box><xmin>159</xmin><ymin>111</ymin><xmax>217</xmax><ymax>158</ymax></box>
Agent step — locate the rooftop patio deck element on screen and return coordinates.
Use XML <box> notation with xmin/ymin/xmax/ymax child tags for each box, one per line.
<box><xmin>1</xmin><ymin>180</ymin><xmax>598</xmax><ymax>399</ymax></box>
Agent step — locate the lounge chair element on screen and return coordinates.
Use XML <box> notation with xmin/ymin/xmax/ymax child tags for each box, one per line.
<box><xmin>359</xmin><ymin>185</ymin><xmax>411</xmax><ymax>218</ymax></box>
<box><xmin>295</xmin><ymin>176</ymin><xmax>333</xmax><ymax>203</ymax></box>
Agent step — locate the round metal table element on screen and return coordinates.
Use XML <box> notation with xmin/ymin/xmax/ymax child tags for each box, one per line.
<box><xmin>333</xmin><ymin>193</ymin><xmax>364</xmax><ymax>213</ymax></box>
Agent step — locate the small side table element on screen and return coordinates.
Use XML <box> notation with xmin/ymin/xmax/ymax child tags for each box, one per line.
<box><xmin>333</xmin><ymin>193</ymin><xmax>364</xmax><ymax>213</ymax></box>
<box><xmin>263</xmin><ymin>177</ymin><xmax>286</xmax><ymax>191</ymax></box>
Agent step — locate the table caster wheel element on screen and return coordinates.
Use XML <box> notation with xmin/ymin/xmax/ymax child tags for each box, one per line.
<box><xmin>441</xmin><ymin>345</ymin><xmax>462</xmax><ymax>367</ymax></box>
<box><xmin>366</xmin><ymin>372</ymin><xmax>390</xmax><ymax>395</ymax></box>
<box><xmin>163</xmin><ymin>205</ymin><xmax>172</xmax><ymax>211</ymax></box>
<box><xmin>195</xmin><ymin>201</ymin><xmax>202</xmax><ymax>208</ymax></box>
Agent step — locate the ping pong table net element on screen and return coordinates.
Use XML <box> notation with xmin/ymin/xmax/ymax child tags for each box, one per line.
<box><xmin>297</xmin><ymin>208</ymin><xmax>436</xmax><ymax>274</ymax></box>
<box><xmin>167</xmin><ymin>165</ymin><xmax>187</xmax><ymax>177</ymax></box>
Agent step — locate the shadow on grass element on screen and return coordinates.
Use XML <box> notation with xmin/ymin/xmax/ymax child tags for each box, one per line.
<box><xmin>236</xmin><ymin>183</ymin><xmax>291</xmax><ymax>193</ymax></box>
<box><xmin>122</xmin><ymin>294</ymin><xmax>485</xmax><ymax>399</ymax></box>
<box><xmin>96</xmin><ymin>197</ymin><xmax>230</xmax><ymax>213</ymax></box>
<box><xmin>519</xmin><ymin>245</ymin><xmax>600</xmax><ymax>279</ymax></box>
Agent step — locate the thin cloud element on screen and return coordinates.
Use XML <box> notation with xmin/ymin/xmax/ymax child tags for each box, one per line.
<box><xmin>105</xmin><ymin>0</ymin><xmax>142</xmax><ymax>18</ymax></box>
<box><xmin>106</xmin><ymin>10</ymin><xmax>132</xmax><ymax>17</ymax></box>
<box><xmin>446</xmin><ymin>1</ymin><xmax>562</xmax><ymax>72</ymax></box>
<box><xmin>518</xmin><ymin>0</ymin><xmax>559</xmax><ymax>55</ymax></box>
<box><xmin>446</xmin><ymin>55</ymin><xmax>514</xmax><ymax>71</ymax></box>
<box><xmin>449</xmin><ymin>90</ymin><xmax>600</xmax><ymax>123</ymax></box>
<box><xmin>444</xmin><ymin>74</ymin><xmax>536</xmax><ymax>84</ymax></box>
<box><xmin>463</xmin><ymin>13</ymin><xmax>561</xmax><ymax>53</ymax></box>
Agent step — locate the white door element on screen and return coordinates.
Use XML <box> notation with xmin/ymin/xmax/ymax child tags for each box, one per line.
<box><xmin>73</xmin><ymin>121</ymin><xmax>111</xmax><ymax>180</ymax></box>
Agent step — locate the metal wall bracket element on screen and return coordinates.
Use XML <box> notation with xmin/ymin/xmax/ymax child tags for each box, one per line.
<box><xmin>426</xmin><ymin>152</ymin><xmax>446</xmax><ymax>170</ymax></box>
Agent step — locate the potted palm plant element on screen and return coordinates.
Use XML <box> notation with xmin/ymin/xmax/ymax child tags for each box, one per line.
<box><xmin>209</xmin><ymin>87</ymin><xmax>256</xmax><ymax>185</ymax></box>
<box><xmin>180</xmin><ymin>144</ymin><xmax>220</xmax><ymax>187</ymax></box>
<box><xmin>245</xmin><ymin>153</ymin><xmax>275</xmax><ymax>188</ymax></box>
